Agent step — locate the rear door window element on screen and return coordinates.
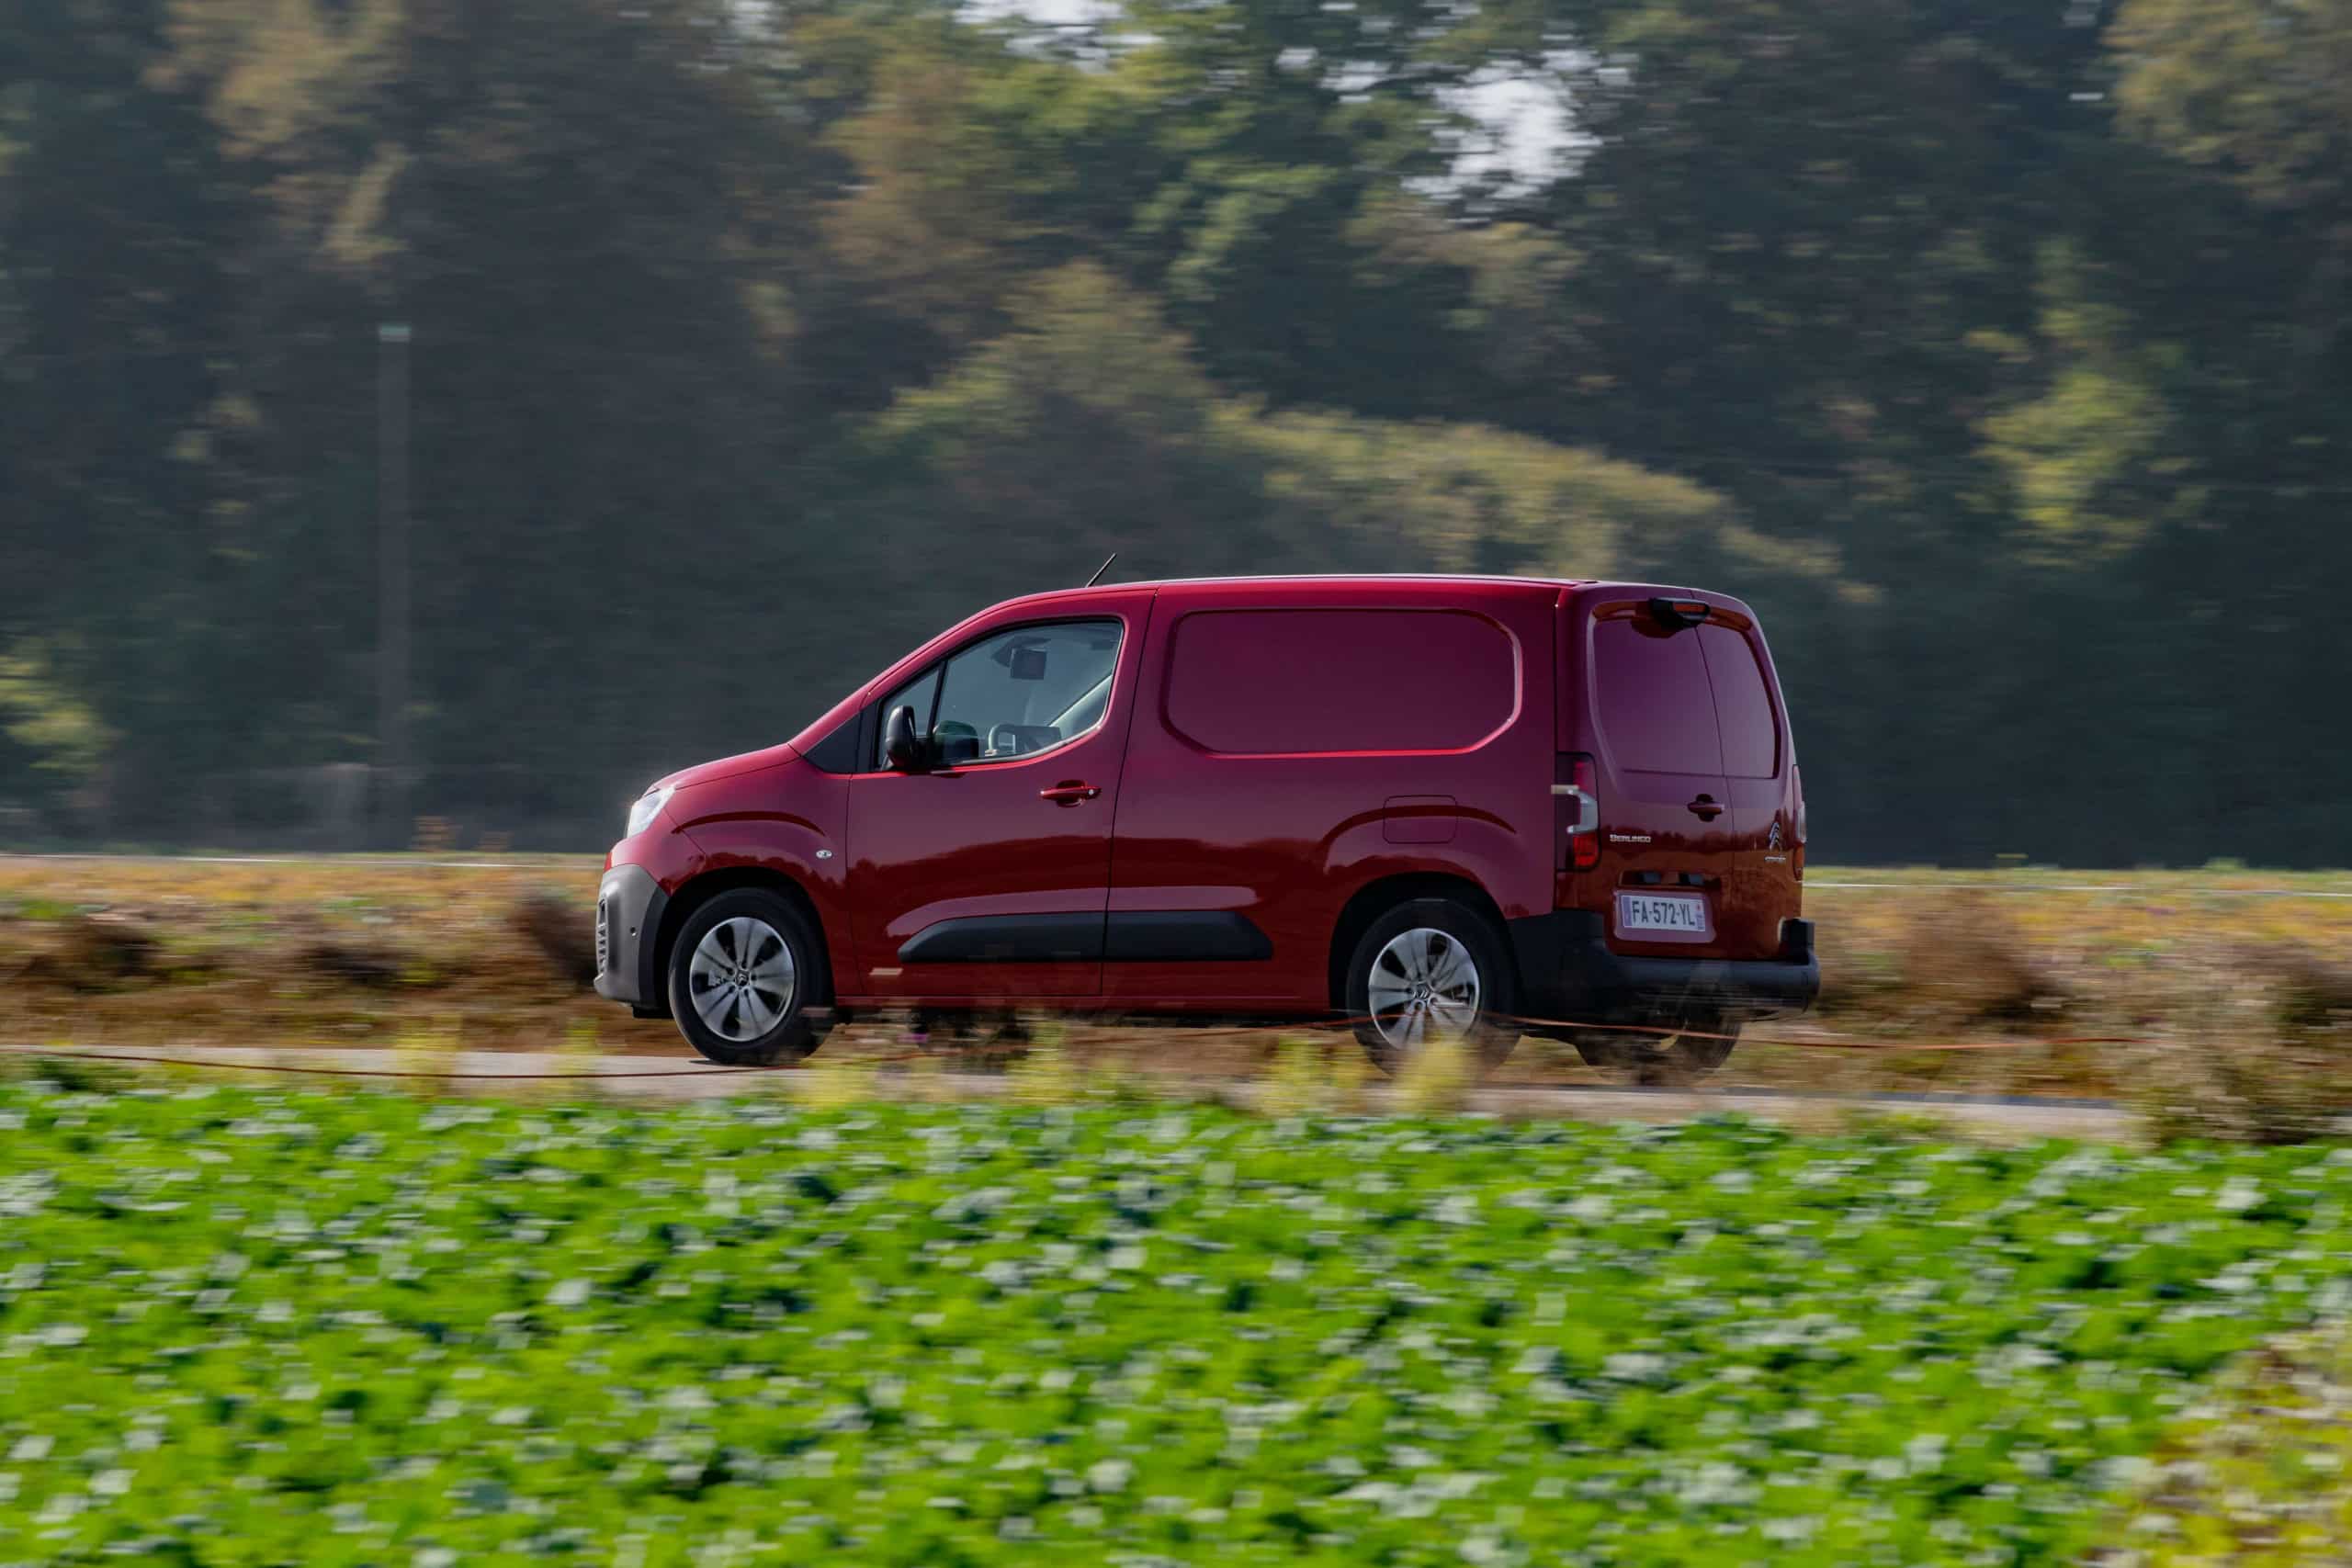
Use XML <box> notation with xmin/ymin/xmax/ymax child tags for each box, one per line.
<box><xmin>1163</xmin><ymin>609</ymin><xmax>1516</xmax><ymax>755</ymax></box>
<box><xmin>1699</xmin><ymin>624</ymin><xmax>1780</xmax><ymax>778</ymax></box>
<box><xmin>1591</xmin><ymin>616</ymin><xmax>1723</xmax><ymax>774</ymax></box>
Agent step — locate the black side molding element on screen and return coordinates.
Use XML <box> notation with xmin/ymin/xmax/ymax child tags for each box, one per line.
<box><xmin>897</xmin><ymin>909</ymin><xmax>1275</xmax><ymax>964</ymax></box>
<box><xmin>899</xmin><ymin>913</ymin><xmax>1104</xmax><ymax>964</ymax></box>
<box><xmin>1104</xmin><ymin>910</ymin><xmax>1272</xmax><ymax>963</ymax></box>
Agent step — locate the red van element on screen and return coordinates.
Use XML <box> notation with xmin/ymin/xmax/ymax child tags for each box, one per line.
<box><xmin>596</xmin><ymin>577</ymin><xmax>1816</xmax><ymax>1074</ymax></box>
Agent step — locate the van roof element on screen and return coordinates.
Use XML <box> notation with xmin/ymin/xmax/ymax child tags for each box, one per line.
<box><xmin>994</xmin><ymin>573</ymin><xmax>1596</xmax><ymax>609</ymax></box>
<box><xmin>989</xmin><ymin>573</ymin><xmax>1754</xmax><ymax>615</ymax></box>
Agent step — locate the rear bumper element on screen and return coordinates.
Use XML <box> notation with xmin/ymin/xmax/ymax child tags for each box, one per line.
<box><xmin>1506</xmin><ymin>910</ymin><xmax>1819</xmax><ymax>1026</ymax></box>
<box><xmin>593</xmin><ymin>863</ymin><xmax>670</xmax><ymax>1011</ymax></box>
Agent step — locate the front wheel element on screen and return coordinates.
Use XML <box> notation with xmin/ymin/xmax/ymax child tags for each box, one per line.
<box><xmin>665</xmin><ymin>889</ymin><xmax>830</xmax><ymax>1066</ymax></box>
<box><xmin>1346</xmin><ymin>898</ymin><xmax>1520</xmax><ymax>1076</ymax></box>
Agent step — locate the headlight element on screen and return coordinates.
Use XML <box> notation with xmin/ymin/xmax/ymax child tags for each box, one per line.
<box><xmin>627</xmin><ymin>785</ymin><xmax>675</xmax><ymax>839</ymax></box>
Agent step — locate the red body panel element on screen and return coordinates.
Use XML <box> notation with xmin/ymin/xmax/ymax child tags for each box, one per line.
<box><xmin>839</xmin><ymin>588</ymin><xmax>1157</xmax><ymax>1002</ymax></box>
<box><xmin>605</xmin><ymin>574</ymin><xmax>1806</xmax><ymax>1021</ymax></box>
<box><xmin>1553</xmin><ymin>586</ymin><xmax>1802</xmax><ymax>963</ymax></box>
<box><xmin>610</xmin><ymin>758</ymin><xmax>860</xmax><ymax>994</ymax></box>
<box><xmin>1101</xmin><ymin>580</ymin><xmax>1554</xmax><ymax>1010</ymax></box>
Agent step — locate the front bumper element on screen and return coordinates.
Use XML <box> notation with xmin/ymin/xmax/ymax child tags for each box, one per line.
<box><xmin>1506</xmin><ymin>910</ymin><xmax>1819</xmax><ymax>1026</ymax></box>
<box><xmin>593</xmin><ymin>863</ymin><xmax>671</xmax><ymax>1012</ymax></box>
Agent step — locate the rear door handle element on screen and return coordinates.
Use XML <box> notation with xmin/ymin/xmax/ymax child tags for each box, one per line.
<box><xmin>1687</xmin><ymin>795</ymin><xmax>1724</xmax><ymax>821</ymax></box>
<box><xmin>1040</xmin><ymin>782</ymin><xmax>1102</xmax><ymax>806</ymax></box>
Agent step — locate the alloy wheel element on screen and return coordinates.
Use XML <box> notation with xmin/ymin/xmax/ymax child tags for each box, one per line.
<box><xmin>687</xmin><ymin>915</ymin><xmax>797</xmax><ymax>1042</ymax></box>
<box><xmin>1366</xmin><ymin>926</ymin><xmax>1483</xmax><ymax>1050</ymax></box>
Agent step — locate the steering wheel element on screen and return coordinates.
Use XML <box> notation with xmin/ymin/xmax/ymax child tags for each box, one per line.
<box><xmin>987</xmin><ymin>723</ymin><xmax>1023</xmax><ymax>758</ymax></box>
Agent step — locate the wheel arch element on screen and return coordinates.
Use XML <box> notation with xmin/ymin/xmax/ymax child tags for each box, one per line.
<box><xmin>653</xmin><ymin>868</ymin><xmax>835</xmax><ymax>1010</ymax></box>
<box><xmin>1325</xmin><ymin>872</ymin><xmax>1513</xmax><ymax>1012</ymax></box>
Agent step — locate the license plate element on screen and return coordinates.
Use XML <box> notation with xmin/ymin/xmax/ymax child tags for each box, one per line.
<box><xmin>1615</xmin><ymin>890</ymin><xmax>1712</xmax><ymax>940</ymax></box>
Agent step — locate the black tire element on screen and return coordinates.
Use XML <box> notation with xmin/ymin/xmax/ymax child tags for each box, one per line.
<box><xmin>1345</xmin><ymin>897</ymin><xmax>1520</xmax><ymax>1076</ymax></box>
<box><xmin>665</xmin><ymin>888</ymin><xmax>831</xmax><ymax>1066</ymax></box>
<box><xmin>1569</xmin><ymin>1015</ymin><xmax>1741</xmax><ymax>1084</ymax></box>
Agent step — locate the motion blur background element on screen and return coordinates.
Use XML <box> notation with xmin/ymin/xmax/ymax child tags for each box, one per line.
<box><xmin>4</xmin><ymin>0</ymin><xmax>2347</xmax><ymax>861</ymax></box>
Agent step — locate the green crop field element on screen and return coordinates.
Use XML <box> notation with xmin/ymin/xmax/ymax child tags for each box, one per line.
<box><xmin>5</xmin><ymin>1082</ymin><xmax>2351</xmax><ymax>1563</ymax></box>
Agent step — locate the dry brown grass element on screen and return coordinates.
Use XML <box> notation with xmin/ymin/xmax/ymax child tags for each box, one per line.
<box><xmin>5</xmin><ymin>856</ymin><xmax>2350</xmax><ymax>1122</ymax></box>
<box><xmin>17</xmin><ymin>913</ymin><xmax>162</xmax><ymax>990</ymax></box>
<box><xmin>2116</xmin><ymin>944</ymin><xmax>2352</xmax><ymax>1145</ymax></box>
<box><xmin>1714</xmin><ymin>868</ymin><xmax>2352</xmax><ymax>1110</ymax></box>
<box><xmin>508</xmin><ymin>889</ymin><xmax>596</xmax><ymax>989</ymax></box>
<box><xmin>0</xmin><ymin>854</ymin><xmax>687</xmax><ymax>1057</ymax></box>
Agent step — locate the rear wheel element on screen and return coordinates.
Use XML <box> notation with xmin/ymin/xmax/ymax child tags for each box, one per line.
<box><xmin>1346</xmin><ymin>898</ymin><xmax>1520</xmax><ymax>1075</ymax></box>
<box><xmin>1570</xmin><ymin>1015</ymin><xmax>1741</xmax><ymax>1084</ymax></box>
<box><xmin>665</xmin><ymin>889</ymin><xmax>831</xmax><ymax>1066</ymax></box>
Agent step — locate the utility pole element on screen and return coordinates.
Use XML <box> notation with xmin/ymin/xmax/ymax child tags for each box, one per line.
<box><xmin>377</xmin><ymin>321</ymin><xmax>412</xmax><ymax>850</ymax></box>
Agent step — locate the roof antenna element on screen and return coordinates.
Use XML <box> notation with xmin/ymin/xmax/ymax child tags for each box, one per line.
<box><xmin>1083</xmin><ymin>551</ymin><xmax>1118</xmax><ymax>588</ymax></box>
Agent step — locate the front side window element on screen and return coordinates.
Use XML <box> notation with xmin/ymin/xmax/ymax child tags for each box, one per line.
<box><xmin>875</xmin><ymin>619</ymin><xmax>1123</xmax><ymax>768</ymax></box>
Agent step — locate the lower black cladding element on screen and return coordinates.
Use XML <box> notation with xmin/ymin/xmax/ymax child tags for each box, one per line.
<box><xmin>897</xmin><ymin>910</ymin><xmax>1273</xmax><ymax>964</ymax></box>
<box><xmin>1504</xmin><ymin>908</ymin><xmax>1819</xmax><ymax>1023</ymax></box>
<box><xmin>591</xmin><ymin>863</ymin><xmax>670</xmax><ymax>1010</ymax></box>
<box><xmin>1103</xmin><ymin>910</ymin><xmax>1272</xmax><ymax>963</ymax></box>
<box><xmin>899</xmin><ymin>913</ymin><xmax>1104</xmax><ymax>964</ymax></box>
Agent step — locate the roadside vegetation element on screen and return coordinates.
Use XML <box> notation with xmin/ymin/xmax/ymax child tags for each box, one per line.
<box><xmin>5</xmin><ymin>1083</ymin><xmax>2352</xmax><ymax>1563</ymax></box>
<box><xmin>5</xmin><ymin>859</ymin><xmax>2346</xmax><ymax>1128</ymax></box>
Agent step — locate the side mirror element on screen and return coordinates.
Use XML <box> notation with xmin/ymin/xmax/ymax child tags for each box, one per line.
<box><xmin>883</xmin><ymin>705</ymin><xmax>927</xmax><ymax>772</ymax></box>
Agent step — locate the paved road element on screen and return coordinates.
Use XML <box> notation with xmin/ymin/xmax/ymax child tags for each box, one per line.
<box><xmin>1</xmin><ymin>1044</ymin><xmax>2138</xmax><ymax>1140</ymax></box>
<box><xmin>9</xmin><ymin>851</ymin><xmax>2351</xmax><ymax>897</ymax></box>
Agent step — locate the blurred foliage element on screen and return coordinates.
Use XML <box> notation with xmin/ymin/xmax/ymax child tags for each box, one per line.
<box><xmin>0</xmin><ymin>645</ymin><xmax>108</xmax><ymax>781</ymax></box>
<box><xmin>2118</xmin><ymin>1323</ymin><xmax>2352</xmax><ymax>1564</ymax></box>
<box><xmin>8</xmin><ymin>1089</ymin><xmax>2352</xmax><ymax>1559</ymax></box>
<box><xmin>1</xmin><ymin>0</ymin><xmax>2348</xmax><ymax>857</ymax></box>
<box><xmin>2110</xmin><ymin>0</ymin><xmax>2352</xmax><ymax>213</ymax></box>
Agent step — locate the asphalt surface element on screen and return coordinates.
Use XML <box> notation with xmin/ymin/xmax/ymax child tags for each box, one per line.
<box><xmin>7</xmin><ymin>851</ymin><xmax>2351</xmax><ymax>897</ymax></box>
<box><xmin>0</xmin><ymin>1044</ymin><xmax>2139</xmax><ymax>1140</ymax></box>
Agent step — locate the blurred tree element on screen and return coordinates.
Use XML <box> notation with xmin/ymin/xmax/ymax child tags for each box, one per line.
<box><xmin>0</xmin><ymin>0</ymin><xmax>249</xmax><ymax>829</ymax></box>
<box><xmin>1975</xmin><ymin>241</ymin><xmax>2181</xmax><ymax>561</ymax></box>
<box><xmin>0</xmin><ymin>645</ymin><xmax>110</xmax><ymax>790</ymax></box>
<box><xmin>831</xmin><ymin>261</ymin><xmax>1799</xmax><ymax>646</ymax></box>
<box><xmin>152</xmin><ymin>0</ymin><xmax>851</xmax><ymax>817</ymax></box>
<box><xmin>2109</xmin><ymin>0</ymin><xmax>2352</xmax><ymax>361</ymax></box>
<box><xmin>2109</xmin><ymin>0</ymin><xmax>2352</xmax><ymax>213</ymax></box>
<box><xmin>1</xmin><ymin>0</ymin><xmax>2346</xmax><ymax>859</ymax></box>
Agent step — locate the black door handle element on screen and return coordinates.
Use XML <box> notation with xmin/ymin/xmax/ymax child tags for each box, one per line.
<box><xmin>1687</xmin><ymin>795</ymin><xmax>1724</xmax><ymax>821</ymax></box>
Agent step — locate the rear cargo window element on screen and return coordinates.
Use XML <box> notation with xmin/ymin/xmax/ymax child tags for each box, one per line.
<box><xmin>1700</xmin><ymin>623</ymin><xmax>1780</xmax><ymax>778</ymax></box>
<box><xmin>1164</xmin><ymin>609</ymin><xmax>1516</xmax><ymax>755</ymax></box>
<box><xmin>1591</xmin><ymin>615</ymin><xmax>1724</xmax><ymax>774</ymax></box>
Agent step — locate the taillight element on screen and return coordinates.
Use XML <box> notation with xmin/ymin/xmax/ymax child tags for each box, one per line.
<box><xmin>1555</xmin><ymin>753</ymin><xmax>1600</xmax><ymax>872</ymax></box>
<box><xmin>1792</xmin><ymin>766</ymin><xmax>1806</xmax><ymax>880</ymax></box>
